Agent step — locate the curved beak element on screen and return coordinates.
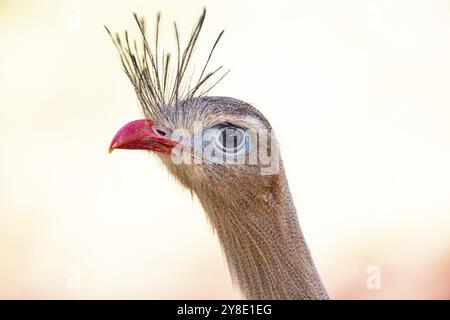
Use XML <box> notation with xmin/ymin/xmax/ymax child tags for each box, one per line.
<box><xmin>109</xmin><ymin>119</ymin><xmax>178</xmax><ymax>155</ymax></box>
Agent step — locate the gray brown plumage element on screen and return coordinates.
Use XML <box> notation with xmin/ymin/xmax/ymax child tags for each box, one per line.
<box><xmin>107</xmin><ymin>9</ymin><xmax>329</xmax><ymax>300</ymax></box>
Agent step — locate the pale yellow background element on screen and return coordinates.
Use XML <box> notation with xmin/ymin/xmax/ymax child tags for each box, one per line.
<box><xmin>0</xmin><ymin>0</ymin><xmax>449</xmax><ymax>299</ymax></box>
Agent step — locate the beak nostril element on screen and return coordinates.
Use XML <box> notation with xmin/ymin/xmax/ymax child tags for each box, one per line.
<box><xmin>156</xmin><ymin>128</ymin><xmax>167</xmax><ymax>137</ymax></box>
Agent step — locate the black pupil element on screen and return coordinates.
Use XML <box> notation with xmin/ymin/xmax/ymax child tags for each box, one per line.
<box><xmin>220</xmin><ymin>128</ymin><xmax>242</xmax><ymax>150</ymax></box>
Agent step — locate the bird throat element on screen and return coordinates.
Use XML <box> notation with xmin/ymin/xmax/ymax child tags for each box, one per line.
<box><xmin>196</xmin><ymin>169</ymin><xmax>329</xmax><ymax>300</ymax></box>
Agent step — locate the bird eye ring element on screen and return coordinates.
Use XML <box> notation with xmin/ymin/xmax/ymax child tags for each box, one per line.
<box><xmin>215</xmin><ymin>126</ymin><xmax>246</xmax><ymax>153</ymax></box>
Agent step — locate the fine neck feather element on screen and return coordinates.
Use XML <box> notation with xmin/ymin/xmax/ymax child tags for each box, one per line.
<box><xmin>197</xmin><ymin>167</ymin><xmax>329</xmax><ymax>300</ymax></box>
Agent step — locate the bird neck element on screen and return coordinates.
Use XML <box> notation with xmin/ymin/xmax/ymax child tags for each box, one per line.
<box><xmin>197</xmin><ymin>168</ymin><xmax>329</xmax><ymax>300</ymax></box>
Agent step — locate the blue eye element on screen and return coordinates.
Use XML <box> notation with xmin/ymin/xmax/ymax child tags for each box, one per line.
<box><xmin>215</xmin><ymin>126</ymin><xmax>246</xmax><ymax>153</ymax></box>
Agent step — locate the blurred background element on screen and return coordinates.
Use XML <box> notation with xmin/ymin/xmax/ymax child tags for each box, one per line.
<box><xmin>0</xmin><ymin>0</ymin><xmax>449</xmax><ymax>299</ymax></box>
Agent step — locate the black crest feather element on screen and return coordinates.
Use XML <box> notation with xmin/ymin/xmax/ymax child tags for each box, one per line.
<box><xmin>105</xmin><ymin>8</ymin><xmax>228</xmax><ymax>122</ymax></box>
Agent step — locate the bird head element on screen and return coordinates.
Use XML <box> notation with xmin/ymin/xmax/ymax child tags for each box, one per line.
<box><xmin>110</xmin><ymin>96</ymin><xmax>280</xmax><ymax>194</ymax></box>
<box><xmin>107</xmin><ymin>10</ymin><xmax>281</xmax><ymax>197</ymax></box>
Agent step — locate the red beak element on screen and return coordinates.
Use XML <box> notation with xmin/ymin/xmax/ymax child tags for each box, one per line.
<box><xmin>109</xmin><ymin>119</ymin><xmax>178</xmax><ymax>155</ymax></box>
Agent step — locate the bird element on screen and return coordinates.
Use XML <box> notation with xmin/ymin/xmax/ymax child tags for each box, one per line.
<box><xmin>106</xmin><ymin>8</ymin><xmax>329</xmax><ymax>300</ymax></box>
